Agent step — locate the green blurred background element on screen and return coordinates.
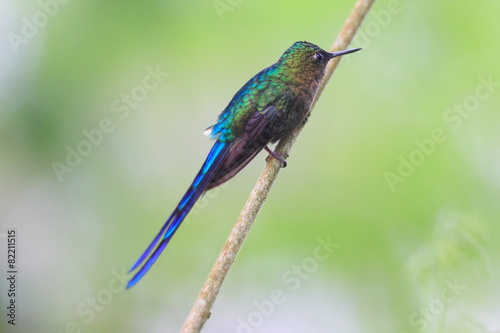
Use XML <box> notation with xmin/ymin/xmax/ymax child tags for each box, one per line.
<box><xmin>1</xmin><ymin>0</ymin><xmax>499</xmax><ymax>332</ymax></box>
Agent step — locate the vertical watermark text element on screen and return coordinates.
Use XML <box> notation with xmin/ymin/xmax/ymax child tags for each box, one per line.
<box><xmin>4</xmin><ymin>229</ymin><xmax>17</xmax><ymax>326</ymax></box>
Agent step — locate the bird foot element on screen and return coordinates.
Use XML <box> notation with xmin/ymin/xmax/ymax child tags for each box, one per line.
<box><xmin>265</xmin><ymin>146</ymin><xmax>289</xmax><ymax>168</ymax></box>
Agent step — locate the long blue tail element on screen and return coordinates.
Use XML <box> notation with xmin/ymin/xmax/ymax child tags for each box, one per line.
<box><xmin>127</xmin><ymin>141</ymin><xmax>232</xmax><ymax>288</ymax></box>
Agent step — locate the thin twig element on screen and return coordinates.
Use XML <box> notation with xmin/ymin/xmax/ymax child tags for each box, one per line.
<box><xmin>181</xmin><ymin>1</ymin><xmax>375</xmax><ymax>331</ymax></box>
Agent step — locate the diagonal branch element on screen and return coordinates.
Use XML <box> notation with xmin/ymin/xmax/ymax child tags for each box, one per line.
<box><xmin>181</xmin><ymin>1</ymin><xmax>375</xmax><ymax>332</ymax></box>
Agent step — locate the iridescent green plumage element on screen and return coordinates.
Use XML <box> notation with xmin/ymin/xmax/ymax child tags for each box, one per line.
<box><xmin>210</xmin><ymin>41</ymin><xmax>333</xmax><ymax>142</ymax></box>
<box><xmin>205</xmin><ymin>41</ymin><xmax>361</xmax><ymax>188</ymax></box>
<box><xmin>127</xmin><ymin>41</ymin><xmax>361</xmax><ymax>288</ymax></box>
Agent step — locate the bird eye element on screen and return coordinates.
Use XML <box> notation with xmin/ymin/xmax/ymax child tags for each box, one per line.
<box><xmin>313</xmin><ymin>53</ymin><xmax>324</xmax><ymax>62</ymax></box>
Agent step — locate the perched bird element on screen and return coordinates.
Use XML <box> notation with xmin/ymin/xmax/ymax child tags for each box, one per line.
<box><xmin>127</xmin><ymin>41</ymin><xmax>360</xmax><ymax>288</ymax></box>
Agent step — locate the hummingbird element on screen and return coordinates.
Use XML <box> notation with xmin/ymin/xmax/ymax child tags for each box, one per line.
<box><xmin>127</xmin><ymin>41</ymin><xmax>361</xmax><ymax>288</ymax></box>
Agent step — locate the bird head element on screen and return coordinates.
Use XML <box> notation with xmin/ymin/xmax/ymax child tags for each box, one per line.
<box><xmin>277</xmin><ymin>41</ymin><xmax>361</xmax><ymax>83</ymax></box>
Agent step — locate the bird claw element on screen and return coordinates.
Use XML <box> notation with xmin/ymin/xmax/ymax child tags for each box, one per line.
<box><xmin>265</xmin><ymin>146</ymin><xmax>289</xmax><ymax>168</ymax></box>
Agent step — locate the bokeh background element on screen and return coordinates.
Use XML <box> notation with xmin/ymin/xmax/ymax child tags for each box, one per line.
<box><xmin>1</xmin><ymin>0</ymin><xmax>499</xmax><ymax>332</ymax></box>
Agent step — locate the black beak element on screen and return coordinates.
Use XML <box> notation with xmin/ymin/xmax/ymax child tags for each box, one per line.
<box><xmin>328</xmin><ymin>48</ymin><xmax>362</xmax><ymax>58</ymax></box>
